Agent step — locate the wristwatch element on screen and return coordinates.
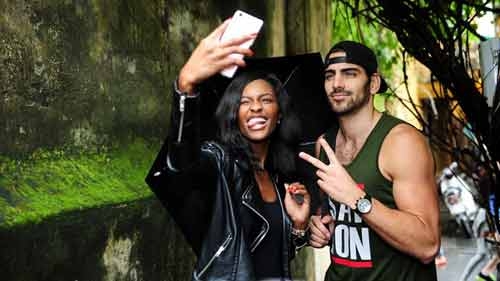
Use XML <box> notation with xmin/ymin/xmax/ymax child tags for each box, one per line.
<box><xmin>355</xmin><ymin>193</ymin><xmax>372</xmax><ymax>214</ymax></box>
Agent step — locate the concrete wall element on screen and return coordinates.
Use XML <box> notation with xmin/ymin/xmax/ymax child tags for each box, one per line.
<box><xmin>0</xmin><ymin>0</ymin><xmax>331</xmax><ymax>280</ymax></box>
<box><xmin>1</xmin><ymin>0</ymin><xmax>217</xmax><ymax>156</ymax></box>
<box><xmin>0</xmin><ymin>199</ymin><xmax>196</xmax><ymax>281</ymax></box>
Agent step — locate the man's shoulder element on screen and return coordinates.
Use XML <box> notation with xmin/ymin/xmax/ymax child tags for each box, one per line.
<box><xmin>380</xmin><ymin>116</ymin><xmax>433</xmax><ymax>175</ymax></box>
<box><xmin>386</xmin><ymin>121</ymin><xmax>425</xmax><ymax>143</ymax></box>
<box><xmin>382</xmin><ymin>113</ymin><xmax>413</xmax><ymax>129</ymax></box>
<box><xmin>378</xmin><ymin>113</ymin><xmax>421</xmax><ymax>140</ymax></box>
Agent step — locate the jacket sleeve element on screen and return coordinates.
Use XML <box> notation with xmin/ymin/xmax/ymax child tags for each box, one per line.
<box><xmin>145</xmin><ymin>80</ymin><xmax>217</xmax><ymax>256</ymax></box>
<box><xmin>166</xmin><ymin>79</ymin><xmax>202</xmax><ymax>170</ymax></box>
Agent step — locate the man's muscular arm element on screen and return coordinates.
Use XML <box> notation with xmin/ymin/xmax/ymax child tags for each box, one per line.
<box><xmin>363</xmin><ymin>124</ymin><xmax>440</xmax><ymax>263</ymax></box>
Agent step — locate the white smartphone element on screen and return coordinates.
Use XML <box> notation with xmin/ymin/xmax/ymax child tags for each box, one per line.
<box><xmin>219</xmin><ymin>10</ymin><xmax>264</xmax><ymax>78</ymax></box>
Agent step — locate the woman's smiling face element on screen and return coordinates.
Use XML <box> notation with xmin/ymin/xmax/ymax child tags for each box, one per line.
<box><xmin>238</xmin><ymin>79</ymin><xmax>280</xmax><ymax>143</ymax></box>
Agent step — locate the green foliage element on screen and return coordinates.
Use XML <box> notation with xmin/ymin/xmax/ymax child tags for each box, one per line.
<box><xmin>0</xmin><ymin>139</ymin><xmax>159</xmax><ymax>228</ymax></box>
<box><xmin>330</xmin><ymin>1</ymin><xmax>401</xmax><ymax>78</ymax></box>
<box><xmin>373</xmin><ymin>94</ymin><xmax>387</xmax><ymax>112</ymax></box>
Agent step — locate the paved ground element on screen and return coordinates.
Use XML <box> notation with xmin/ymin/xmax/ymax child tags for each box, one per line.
<box><xmin>437</xmin><ymin>235</ymin><xmax>484</xmax><ymax>281</ymax></box>
<box><xmin>312</xmin><ymin>235</ymin><xmax>491</xmax><ymax>281</ymax></box>
<box><xmin>311</xmin><ymin>202</ymin><xmax>496</xmax><ymax>281</ymax></box>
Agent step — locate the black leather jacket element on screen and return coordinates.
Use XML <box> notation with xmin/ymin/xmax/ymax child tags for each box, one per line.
<box><xmin>145</xmin><ymin>82</ymin><xmax>307</xmax><ymax>281</ymax></box>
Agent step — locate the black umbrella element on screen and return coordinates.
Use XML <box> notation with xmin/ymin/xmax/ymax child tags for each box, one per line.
<box><xmin>146</xmin><ymin>54</ymin><xmax>335</xmax><ymax>252</ymax></box>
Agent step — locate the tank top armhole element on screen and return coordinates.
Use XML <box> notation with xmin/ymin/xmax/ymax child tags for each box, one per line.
<box><xmin>375</xmin><ymin>114</ymin><xmax>406</xmax><ymax>185</ymax></box>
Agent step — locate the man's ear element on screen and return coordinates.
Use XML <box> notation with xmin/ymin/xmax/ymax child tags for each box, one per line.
<box><xmin>369</xmin><ymin>73</ymin><xmax>382</xmax><ymax>95</ymax></box>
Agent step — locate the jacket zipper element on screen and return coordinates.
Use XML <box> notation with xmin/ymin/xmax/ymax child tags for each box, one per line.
<box><xmin>274</xmin><ymin>181</ymin><xmax>287</xmax><ymax>241</ymax></box>
<box><xmin>193</xmin><ymin>234</ymin><xmax>233</xmax><ymax>280</ymax></box>
<box><xmin>193</xmin><ymin>143</ymin><xmax>238</xmax><ymax>280</ymax></box>
<box><xmin>242</xmin><ymin>185</ymin><xmax>270</xmax><ymax>252</ymax></box>
<box><xmin>177</xmin><ymin>94</ymin><xmax>186</xmax><ymax>142</ymax></box>
<box><xmin>274</xmin><ymin>179</ymin><xmax>290</xmax><ymax>276</ymax></box>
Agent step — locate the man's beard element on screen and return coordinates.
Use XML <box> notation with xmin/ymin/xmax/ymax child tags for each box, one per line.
<box><xmin>328</xmin><ymin>84</ymin><xmax>371</xmax><ymax>116</ymax></box>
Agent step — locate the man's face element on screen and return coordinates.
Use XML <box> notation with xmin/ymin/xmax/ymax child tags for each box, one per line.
<box><xmin>323</xmin><ymin>51</ymin><xmax>373</xmax><ymax>116</ymax></box>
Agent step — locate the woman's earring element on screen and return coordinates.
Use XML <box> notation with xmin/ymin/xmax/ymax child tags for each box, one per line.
<box><xmin>277</xmin><ymin>119</ymin><xmax>281</xmax><ymax>125</ymax></box>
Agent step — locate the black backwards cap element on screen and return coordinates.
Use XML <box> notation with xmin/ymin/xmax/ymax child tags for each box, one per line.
<box><xmin>324</xmin><ymin>41</ymin><xmax>388</xmax><ymax>93</ymax></box>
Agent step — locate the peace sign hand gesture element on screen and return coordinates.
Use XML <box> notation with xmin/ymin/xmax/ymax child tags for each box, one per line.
<box><xmin>298</xmin><ymin>138</ymin><xmax>364</xmax><ymax>209</ymax></box>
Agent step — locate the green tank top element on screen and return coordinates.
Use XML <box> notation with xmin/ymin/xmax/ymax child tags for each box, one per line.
<box><xmin>320</xmin><ymin>113</ymin><xmax>437</xmax><ymax>281</ymax></box>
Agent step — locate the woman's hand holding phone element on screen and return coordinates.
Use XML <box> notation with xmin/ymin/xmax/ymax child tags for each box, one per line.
<box><xmin>218</xmin><ymin>10</ymin><xmax>263</xmax><ymax>78</ymax></box>
<box><xmin>178</xmin><ymin>17</ymin><xmax>256</xmax><ymax>94</ymax></box>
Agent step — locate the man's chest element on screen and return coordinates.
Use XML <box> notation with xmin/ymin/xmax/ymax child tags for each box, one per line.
<box><xmin>334</xmin><ymin>141</ymin><xmax>361</xmax><ymax>165</ymax></box>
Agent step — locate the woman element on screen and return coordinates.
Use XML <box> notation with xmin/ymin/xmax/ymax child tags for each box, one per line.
<box><xmin>146</xmin><ymin>20</ymin><xmax>310</xmax><ymax>281</ymax></box>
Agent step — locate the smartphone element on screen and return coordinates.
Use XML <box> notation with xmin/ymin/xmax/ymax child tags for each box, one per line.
<box><xmin>219</xmin><ymin>10</ymin><xmax>264</xmax><ymax>78</ymax></box>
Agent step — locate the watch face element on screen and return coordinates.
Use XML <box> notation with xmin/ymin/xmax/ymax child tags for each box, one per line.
<box><xmin>357</xmin><ymin>198</ymin><xmax>372</xmax><ymax>214</ymax></box>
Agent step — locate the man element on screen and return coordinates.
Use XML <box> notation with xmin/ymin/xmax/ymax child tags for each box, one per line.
<box><xmin>298</xmin><ymin>41</ymin><xmax>440</xmax><ymax>281</ymax></box>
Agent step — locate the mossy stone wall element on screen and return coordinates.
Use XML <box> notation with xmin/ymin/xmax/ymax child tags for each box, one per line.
<box><xmin>0</xmin><ymin>199</ymin><xmax>196</xmax><ymax>281</ymax></box>
<box><xmin>1</xmin><ymin>0</ymin><xmax>330</xmax><ymax>280</ymax></box>
<box><xmin>1</xmin><ymin>0</ymin><xmax>217</xmax><ymax>157</ymax></box>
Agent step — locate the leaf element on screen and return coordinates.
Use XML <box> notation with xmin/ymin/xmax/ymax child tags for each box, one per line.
<box><xmin>374</xmin><ymin>93</ymin><xmax>386</xmax><ymax>112</ymax></box>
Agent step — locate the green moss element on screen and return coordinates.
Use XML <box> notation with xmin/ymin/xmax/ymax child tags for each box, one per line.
<box><xmin>0</xmin><ymin>139</ymin><xmax>159</xmax><ymax>229</ymax></box>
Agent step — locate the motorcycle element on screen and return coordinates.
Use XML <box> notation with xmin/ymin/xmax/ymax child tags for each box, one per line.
<box><xmin>438</xmin><ymin>161</ymin><xmax>482</xmax><ymax>238</ymax></box>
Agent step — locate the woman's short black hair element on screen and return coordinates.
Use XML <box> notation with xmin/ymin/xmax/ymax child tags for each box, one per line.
<box><xmin>215</xmin><ymin>71</ymin><xmax>300</xmax><ymax>177</ymax></box>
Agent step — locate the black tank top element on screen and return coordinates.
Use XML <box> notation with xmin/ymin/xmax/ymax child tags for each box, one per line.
<box><xmin>252</xmin><ymin>199</ymin><xmax>284</xmax><ymax>280</ymax></box>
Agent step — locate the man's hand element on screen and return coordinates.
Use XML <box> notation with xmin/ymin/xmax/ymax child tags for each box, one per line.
<box><xmin>309</xmin><ymin>215</ymin><xmax>334</xmax><ymax>248</ymax></box>
<box><xmin>178</xmin><ymin>19</ymin><xmax>255</xmax><ymax>94</ymax></box>
<box><xmin>284</xmin><ymin>182</ymin><xmax>310</xmax><ymax>230</ymax></box>
<box><xmin>299</xmin><ymin>138</ymin><xmax>364</xmax><ymax>208</ymax></box>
